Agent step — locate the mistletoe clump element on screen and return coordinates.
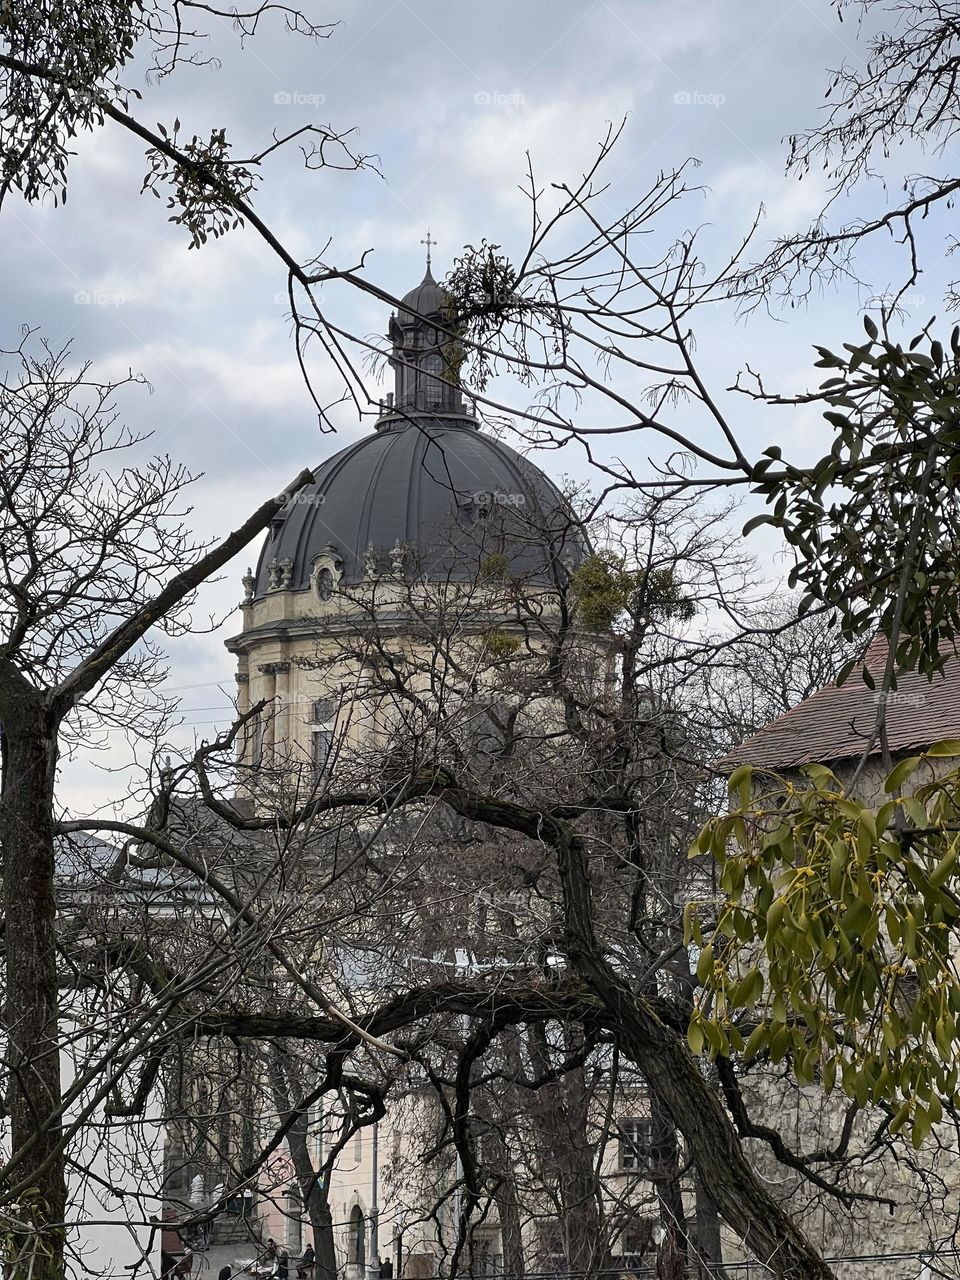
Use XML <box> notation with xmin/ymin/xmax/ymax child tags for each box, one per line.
<box><xmin>687</xmin><ymin>742</ymin><xmax>960</xmax><ymax>1149</ymax></box>
<box><xmin>570</xmin><ymin>552</ymin><xmax>695</xmax><ymax>632</ymax></box>
<box><xmin>142</xmin><ymin>123</ymin><xmax>259</xmax><ymax>248</ymax></box>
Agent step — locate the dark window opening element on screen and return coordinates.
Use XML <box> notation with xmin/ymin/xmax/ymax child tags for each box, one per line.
<box><xmin>347</xmin><ymin>1206</ymin><xmax>365</xmax><ymax>1268</ymax></box>
<box><xmin>618</xmin><ymin>1117</ymin><xmax>653</xmax><ymax>1171</ymax></box>
<box><xmin>312</xmin><ymin>728</ymin><xmax>333</xmax><ymax>776</ymax></box>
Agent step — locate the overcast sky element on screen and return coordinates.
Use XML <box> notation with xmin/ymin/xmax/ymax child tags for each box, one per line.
<box><xmin>5</xmin><ymin>0</ymin><xmax>954</xmax><ymax>814</ymax></box>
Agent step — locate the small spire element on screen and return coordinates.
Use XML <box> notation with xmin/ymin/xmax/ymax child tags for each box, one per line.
<box><xmin>420</xmin><ymin>228</ymin><xmax>437</xmax><ymax>271</ymax></box>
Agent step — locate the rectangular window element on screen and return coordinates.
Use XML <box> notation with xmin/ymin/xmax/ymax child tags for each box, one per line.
<box><xmin>423</xmin><ymin>352</ymin><xmax>445</xmax><ymax>409</ymax></box>
<box><xmin>312</xmin><ymin>697</ymin><xmax>337</xmax><ymax>723</ymax></box>
<box><xmin>536</xmin><ymin>1223</ymin><xmax>567</xmax><ymax>1277</ymax></box>
<box><xmin>311</xmin><ymin>1101</ymin><xmax>324</xmax><ymax>1165</ymax></box>
<box><xmin>618</xmin><ymin>1117</ymin><xmax>653</xmax><ymax>1171</ymax></box>
<box><xmin>312</xmin><ymin>728</ymin><xmax>333</xmax><ymax>776</ymax></box>
<box><xmin>471</xmin><ymin>1235</ymin><xmax>501</xmax><ymax>1277</ymax></box>
<box><xmin>309</xmin><ymin>694</ymin><xmax>338</xmax><ymax>779</ymax></box>
<box><xmin>286</xmin><ymin>1192</ymin><xmax>302</xmax><ymax>1252</ymax></box>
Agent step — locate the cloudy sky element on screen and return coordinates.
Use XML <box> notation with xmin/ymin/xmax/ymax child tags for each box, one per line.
<box><xmin>4</xmin><ymin>0</ymin><xmax>953</xmax><ymax>813</ymax></box>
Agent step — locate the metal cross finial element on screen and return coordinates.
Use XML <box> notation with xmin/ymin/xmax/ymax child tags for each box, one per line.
<box><xmin>420</xmin><ymin>228</ymin><xmax>437</xmax><ymax>269</ymax></box>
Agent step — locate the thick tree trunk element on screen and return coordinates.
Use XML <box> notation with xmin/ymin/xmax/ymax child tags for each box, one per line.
<box><xmin>293</xmin><ymin>1145</ymin><xmax>337</xmax><ymax>1280</ymax></box>
<box><xmin>561</xmin><ymin>1060</ymin><xmax>614</xmax><ymax>1278</ymax></box>
<box><xmin>649</xmin><ymin>1094</ymin><xmax>686</xmax><ymax>1280</ymax></box>
<box><xmin>692</xmin><ymin>1172</ymin><xmax>728</xmax><ymax>1280</ymax></box>
<box><xmin>527</xmin><ymin>1027</ymin><xmax>613</xmax><ymax>1278</ymax></box>
<box><xmin>482</xmin><ymin>1127</ymin><xmax>525</xmax><ymax>1279</ymax></box>
<box><xmin>266</xmin><ymin>1052</ymin><xmax>337</xmax><ymax>1280</ymax></box>
<box><xmin>551</xmin><ymin>822</ymin><xmax>834</xmax><ymax>1280</ymax></box>
<box><xmin>438</xmin><ymin>788</ymin><xmax>834</xmax><ymax>1280</ymax></box>
<box><xmin>0</xmin><ymin>697</ymin><xmax>67</xmax><ymax>1279</ymax></box>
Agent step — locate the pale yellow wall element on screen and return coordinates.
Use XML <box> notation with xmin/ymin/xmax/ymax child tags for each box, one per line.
<box><xmin>226</xmin><ymin>572</ymin><xmax>596</xmax><ymax>777</ymax></box>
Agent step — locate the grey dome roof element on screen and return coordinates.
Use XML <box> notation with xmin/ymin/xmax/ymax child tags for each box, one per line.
<box><xmin>398</xmin><ymin>265</ymin><xmax>445</xmax><ymax>324</ymax></box>
<box><xmin>253</xmin><ymin>417</ymin><xmax>586</xmax><ymax>598</ymax></box>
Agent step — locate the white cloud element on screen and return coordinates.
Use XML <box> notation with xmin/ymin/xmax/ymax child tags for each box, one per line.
<box><xmin>710</xmin><ymin>160</ymin><xmax>831</xmax><ymax>236</ymax></box>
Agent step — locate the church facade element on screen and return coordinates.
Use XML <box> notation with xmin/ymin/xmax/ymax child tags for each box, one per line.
<box><xmin>226</xmin><ymin>260</ymin><xmax>585</xmax><ymax>787</ymax></box>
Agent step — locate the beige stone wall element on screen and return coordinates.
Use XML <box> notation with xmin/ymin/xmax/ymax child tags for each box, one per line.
<box><xmin>226</xmin><ymin>573</ymin><xmax>597</xmax><ymax>782</ymax></box>
<box><xmin>729</xmin><ymin>1068</ymin><xmax>960</xmax><ymax>1277</ymax></box>
<box><xmin>322</xmin><ymin>1087</ymin><xmax>665</xmax><ymax>1276</ymax></box>
<box><xmin>322</xmin><ymin>1093</ymin><xmax>449</xmax><ymax>1276</ymax></box>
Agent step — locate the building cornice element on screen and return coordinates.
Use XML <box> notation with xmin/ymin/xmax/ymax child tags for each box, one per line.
<box><xmin>224</xmin><ymin>611</ymin><xmax>551</xmax><ymax>656</ymax></box>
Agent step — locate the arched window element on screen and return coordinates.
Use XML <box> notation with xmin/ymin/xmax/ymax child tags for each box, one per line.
<box><xmin>422</xmin><ymin>351</ymin><xmax>446</xmax><ymax>409</ymax></box>
<box><xmin>312</xmin><ymin>697</ymin><xmax>336</xmax><ymax>722</ymax></box>
<box><xmin>348</xmin><ymin>1205</ymin><xmax>365</xmax><ymax>1268</ymax></box>
<box><xmin>315</xmin><ymin>566</ymin><xmax>334</xmax><ymax>601</ymax></box>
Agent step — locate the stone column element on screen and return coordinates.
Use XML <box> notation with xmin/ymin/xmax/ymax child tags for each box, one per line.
<box><xmin>258</xmin><ymin>661</ymin><xmax>290</xmax><ymax>760</ymax></box>
<box><xmin>235</xmin><ymin>671</ymin><xmax>250</xmax><ymax>766</ymax></box>
<box><xmin>235</xmin><ymin>670</ymin><xmax>250</xmax><ymax>717</ymax></box>
<box><xmin>257</xmin><ymin>664</ymin><xmax>278</xmax><ymax>756</ymax></box>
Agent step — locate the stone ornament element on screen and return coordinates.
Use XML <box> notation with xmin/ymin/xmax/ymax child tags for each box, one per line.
<box><xmin>311</xmin><ymin>544</ymin><xmax>344</xmax><ymax>603</ymax></box>
<box><xmin>364</xmin><ymin>543</ymin><xmax>380</xmax><ymax>579</ymax></box>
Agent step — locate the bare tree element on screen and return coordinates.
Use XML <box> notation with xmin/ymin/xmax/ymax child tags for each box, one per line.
<box><xmin>7</xmin><ymin>13</ymin><xmax>960</xmax><ymax>1280</ymax></box>
<box><xmin>6</xmin><ymin>324</ymin><xmax>952</xmax><ymax>1280</ymax></box>
<box><xmin>121</xmin><ymin>493</ymin><xmax>843</xmax><ymax>1279</ymax></box>
<box><xmin>0</xmin><ymin>331</ymin><xmax>312</xmax><ymax>1278</ymax></box>
<box><xmin>695</xmin><ymin>596</ymin><xmax>862</xmax><ymax>752</ymax></box>
<box><xmin>739</xmin><ymin>0</ymin><xmax>960</xmax><ymax>307</ymax></box>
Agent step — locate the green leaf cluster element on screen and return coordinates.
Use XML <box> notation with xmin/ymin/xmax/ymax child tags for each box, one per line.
<box><xmin>686</xmin><ymin>744</ymin><xmax>960</xmax><ymax>1148</ymax></box>
<box><xmin>747</xmin><ymin>323</ymin><xmax>960</xmax><ymax>683</ymax></box>
<box><xmin>483</xmin><ymin>628</ymin><xmax>521</xmax><ymax>659</ymax></box>
<box><xmin>479</xmin><ymin>553</ymin><xmax>511</xmax><ymax>582</ymax></box>
<box><xmin>570</xmin><ymin>552</ymin><xmax>695</xmax><ymax>632</ymax></box>
<box><xmin>142</xmin><ymin>125</ymin><xmax>258</xmax><ymax>249</ymax></box>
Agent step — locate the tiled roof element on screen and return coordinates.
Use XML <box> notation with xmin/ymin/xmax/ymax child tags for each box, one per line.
<box><xmin>719</xmin><ymin>636</ymin><xmax>960</xmax><ymax>770</ymax></box>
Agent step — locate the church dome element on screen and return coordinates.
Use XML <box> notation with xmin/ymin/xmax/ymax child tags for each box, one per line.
<box><xmin>253</xmin><ymin>417</ymin><xmax>585</xmax><ymax>598</ymax></box>
<box><xmin>398</xmin><ymin>264</ymin><xmax>445</xmax><ymax>325</ymax></box>
<box><xmin>251</xmin><ymin>256</ymin><xmax>587</xmax><ymax>601</ymax></box>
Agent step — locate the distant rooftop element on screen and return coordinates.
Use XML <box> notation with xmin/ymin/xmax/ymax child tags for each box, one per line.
<box><xmin>719</xmin><ymin>634</ymin><xmax>960</xmax><ymax>771</ymax></box>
